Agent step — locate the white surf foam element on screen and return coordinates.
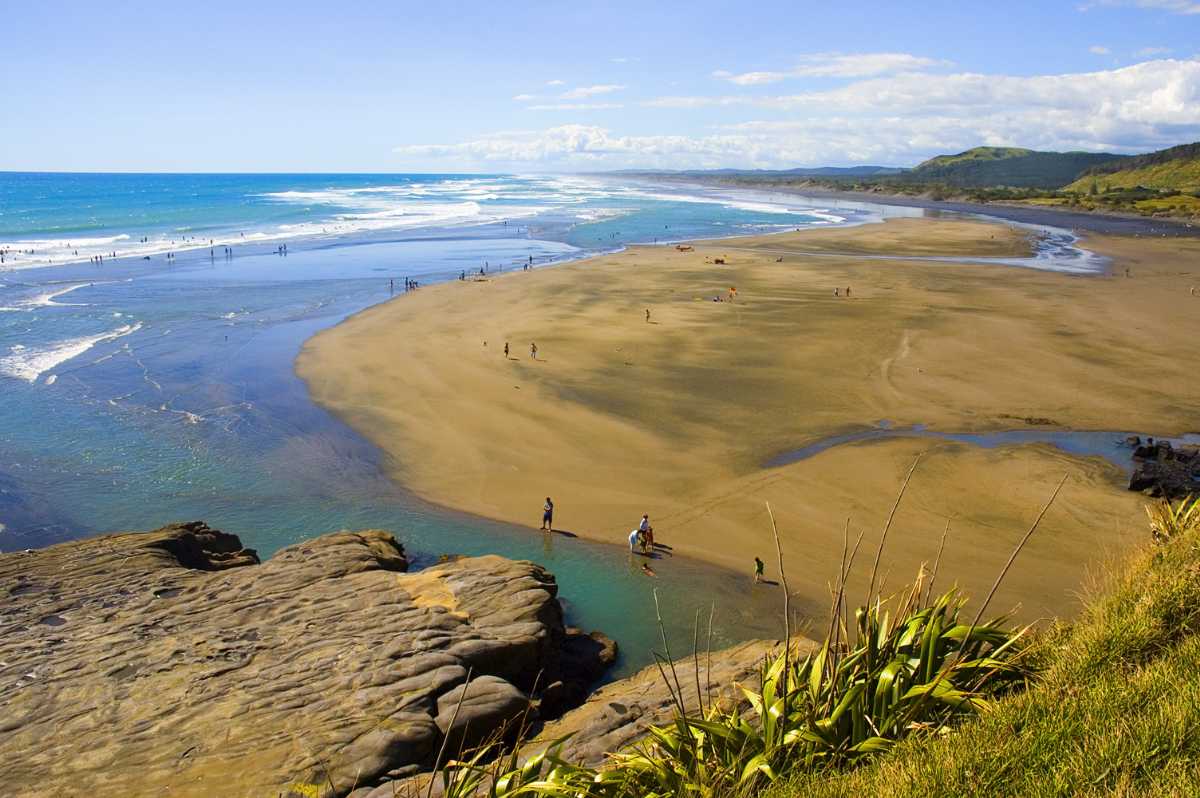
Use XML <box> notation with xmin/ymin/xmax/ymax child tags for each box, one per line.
<box><xmin>572</xmin><ymin>207</ymin><xmax>635</xmax><ymax>223</ymax></box>
<box><xmin>0</xmin><ymin>282</ymin><xmax>103</xmax><ymax>311</ymax></box>
<box><xmin>23</xmin><ymin>283</ymin><xmax>92</xmax><ymax>308</ymax></box>
<box><xmin>0</xmin><ymin>322</ymin><xmax>143</xmax><ymax>383</ymax></box>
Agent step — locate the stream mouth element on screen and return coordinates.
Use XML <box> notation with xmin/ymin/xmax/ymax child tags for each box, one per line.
<box><xmin>765</xmin><ymin>424</ymin><xmax>1200</xmax><ymax>472</ymax></box>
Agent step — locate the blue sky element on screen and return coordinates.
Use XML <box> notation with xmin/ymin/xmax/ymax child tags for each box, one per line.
<box><xmin>2</xmin><ymin>0</ymin><xmax>1199</xmax><ymax>172</ymax></box>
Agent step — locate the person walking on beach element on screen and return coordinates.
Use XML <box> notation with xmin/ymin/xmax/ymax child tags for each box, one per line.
<box><xmin>645</xmin><ymin>308</ymin><xmax>651</xmax><ymax>323</ymax></box>
<box><xmin>541</xmin><ymin>497</ymin><xmax>554</xmax><ymax>531</ymax></box>
<box><xmin>754</xmin><ymin>556</ymin><xmax>765</xmax><ymax>583</ymax></box>
<box><xmin>846</xmin><ymin>286</ymin><xmax>851</xmax><ymax>297</ymax></box>
<box><xmin>530</xmin><ymin>342</ymin><xmax>538</xmax><ymax>359</ymax></box>
<box><xmin>504</xmin><ymin>342</ymin><xmax>510</xmax><ymax>358</ymax></box>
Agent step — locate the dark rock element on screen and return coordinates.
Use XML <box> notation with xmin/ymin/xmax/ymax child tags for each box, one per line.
<box><xmin>560</xmin><ymin>627</ymin><xmax>619</xmax><ymax>686</ymax></box>
<box><xmin>1134</xmin><ymin>443</ymin><xmax>1158</xmax><ymax>460</ymax></box>
<box><xmin>537</xmin><ymin>679</ymin><xmax>585</xmax><ymax>719</ymax></box>
<box><xmin>1129</xmin><ymin>439</ymin><xmax>1198</xmax><ymax>501</ymax></box>
<box><xmin>147</xmin><ymin>520</ymin><xmax>260</xmax><ymax>569</ymax></box>
<box><xmin>436</xmin><ymin>675</ymin><xmax>533</xmax><ymax>752</ymax></box>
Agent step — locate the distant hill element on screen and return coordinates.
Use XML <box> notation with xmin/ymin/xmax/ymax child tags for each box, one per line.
<box><xmin>631</xmin><ymin>165</ymin><xmax>907</xmax><ymax>178</ymax></box>
<box><xmin>1065</xmin><ymin>142</ymin><xmax>1200</xmax><ymax>192</ymax></box>
<box><xmin>905</xmin><ymin>146</ymin><xmax>1127</xmax><ymax>189</ymax></box>
<box><xmin>778</xmin><ymin>165</ymin><xmax>908</xmax><ymax>177</ymax></box>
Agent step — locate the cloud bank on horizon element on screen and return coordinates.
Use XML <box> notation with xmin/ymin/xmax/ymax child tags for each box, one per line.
<box><xmin>397</xmin><ymin>56</ymin><xmax>1200</xmax><ymax>171</ymax></box>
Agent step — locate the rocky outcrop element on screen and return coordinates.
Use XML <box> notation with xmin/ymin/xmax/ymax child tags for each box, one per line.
<box><xmin>0</xmin><ymin>522</ymin><xmax>613</xmax><ymax>797</ymax></box>
<box><xmin>516</xmin><ymin>637</ymin><xmax>811</xmax><ymax>768</ymax></box>
<box><xmin>354</xmin><ymin>638</ymin><xmax>802</xmax><ymax>798</ymax></box>
<box><xmin>1129</xmin><ymin>439</ymin><xmax>1200</xmax><ymax>499</ymax></box>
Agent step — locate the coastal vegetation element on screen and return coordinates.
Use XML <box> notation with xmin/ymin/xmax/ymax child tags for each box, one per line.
<box><xmin>772</xmin><ymin>495</ymin><xmax>1200</xmax><ymax>796</ymax></box>
<box><xmin>1067</xmin><ymin>142</ymin><xmax>1200</xmax><ymax>193</ymax></box>
<box><xmin>904</xmin><ymin>147</ymin><xmax>1125</xmax><ymax>189</ymax></box>
<box><xmin>431</xmin><ymin>494</ymin><xmax>1200</xmax><ymax>797</ymax></box>
<box><xmin>654</xmin><ymin>141</ymin><xmax>1200</xmax><ymax>220</ymax></box>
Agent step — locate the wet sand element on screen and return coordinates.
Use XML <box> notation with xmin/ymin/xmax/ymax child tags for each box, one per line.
<box><xmin>297</xmin><ymin>217</ymin><xmax>1200</xmax><ymax>622</ymax></box>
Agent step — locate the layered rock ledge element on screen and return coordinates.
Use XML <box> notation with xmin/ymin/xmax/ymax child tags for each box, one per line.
<box><xmin>0</xmin><ymin>522</ymin><xmax>612</xmax><ymax>797</ymax></box>
<box><xmin>356</xmin><ymin>641</ymin><xmax>795</xmax><ymax>797</ymax></box>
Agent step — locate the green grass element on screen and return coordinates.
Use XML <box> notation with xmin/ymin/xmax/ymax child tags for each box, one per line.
<box><xmin>1133</xmin><ymin>193</ymin><xmax>1200</xmax><ymax>215</ymax></box>
<box><xmin>767</xmin><ymin>497</ymin><xmax>1200</xmax><ymax>798</ymax></box>
<box><xmin>1064</xmin><ymin>157</ymin><xmax>1200</xmax><ymax>193</ymax></box>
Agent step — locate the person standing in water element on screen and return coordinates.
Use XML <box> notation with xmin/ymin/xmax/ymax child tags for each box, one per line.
<box><xmin>541</xmin><ymin>497</ymin><xmax>554</xmax><ymax>531</ymax></box>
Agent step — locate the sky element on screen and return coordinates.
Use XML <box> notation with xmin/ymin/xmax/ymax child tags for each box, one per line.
<box><xmin>2</xmin><ymin>0</ymin><xmax>1199</xmax><ymax>172</ymax></box>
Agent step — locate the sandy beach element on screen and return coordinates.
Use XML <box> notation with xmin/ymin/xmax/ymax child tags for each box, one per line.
<box><xmin>297</xmin><ymin>217</ymin><xmax>1200</xmax><ymax>623</ymax></box>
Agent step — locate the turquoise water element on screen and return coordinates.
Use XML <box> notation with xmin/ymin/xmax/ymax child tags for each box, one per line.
<box><xmin>3</xmin><ymin>173</ymin><xmax>898</xmax><ymax>676</ymax></box>
<box><xmin>767</xmin><ymin>424</ymin><xmax>1200</xmax><ymax>471</ymax></box>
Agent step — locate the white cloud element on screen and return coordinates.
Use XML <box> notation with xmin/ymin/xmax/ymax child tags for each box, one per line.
<box><xmin>1089</xmin><ymin>45</ymin><xmax>1112</xmax><ymax>54</ymax></box>
<box><xmin>714</xmin><ymin>52</ymin><xmax>945</xmax><ymax>85</ymax></box>
<box><xmin>643</xmin><ymin>95</ymin><xmax>747</xmax><ymax>108</ymax></box>
<box><xmin>648</xmin><ymin>58</ymin><xmax>1200</xmax><ymax>120</ymax></box>
<box><xmin>1137</xmin><ymin>46</ymin><xmax>1173</xmax><ymax>56</ymax></box>
<box><xmin>395</xmin><ymin>124</ymin><xmax>759</xmax><ymax>169</ymax></box>
<box><xmin>395</xmin><ymin>59</ymin><xmax>1200</xmax><ymax>170</ymax></box>
<box><xmin>527</xmin><ymin>103</ymin><xmax>624</xmax><ymax>111</ymax></box>
<box><xmin>512</xmin><ymin>94</ymin><xmax>536</xmax><ymax>101</ymax></box>
<box><xmin>560</xmin><ymin>84</ymin><xmax>626</xmax><ymax>99</ymax></box>
<box><xmin>546</xmin><ymin>79</ymin><xmax>566</xmax><ymax>86</ymax></box>
<box><xmin>1084</xmin><ymin>0</ymin><xmax>1200</xmax><ymax>12</ymax></box>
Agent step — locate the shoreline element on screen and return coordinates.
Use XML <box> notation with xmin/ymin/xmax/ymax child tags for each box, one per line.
<box><xmin>647</xmin><ymin>176</ymin><xmax>1200</xmax><ymax>237</ymax></box>
<box><xmin>297</xmin><ymin>214</ymin><xmax>1200</xmax><ymax>622</ymax></box>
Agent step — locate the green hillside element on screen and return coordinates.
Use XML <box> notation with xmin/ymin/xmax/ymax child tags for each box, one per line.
<box><xmin>670</xmin><ymin>140</ymin><xmax>1200</xmax><ymax>218</ymax></box>
<box><xmin>906</xmin><ymin>146</ymin><xmax>1125</xmax><ymax>189</ymax></box>
<box><xmin>914</xmin><ymin>146</ymin><xmax>1034</xmax><ymax>168</ymax></box>
<box><xmin>771</xmin><ymin>498</ymin><xmax>1200</xmax><ymax>798</ymax></box>
<box><xmin>1065</xmin><ymin>142</ymin><xmax>1200</xmax><ymax>192</ymax></box>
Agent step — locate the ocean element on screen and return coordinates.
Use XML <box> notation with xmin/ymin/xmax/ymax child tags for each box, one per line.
<box><xmin>0</xmin><ymin>171</ymin><xmax>1089</xmax><ymax>675</ymax></box>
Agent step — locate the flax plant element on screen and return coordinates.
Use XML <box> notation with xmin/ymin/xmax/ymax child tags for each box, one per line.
<box><xmin>429</xmin><ymin>461</ymin><xmax>1057</xmax><ymax>798</ymax></box>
